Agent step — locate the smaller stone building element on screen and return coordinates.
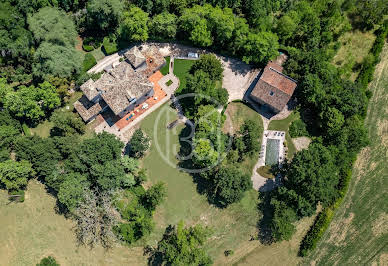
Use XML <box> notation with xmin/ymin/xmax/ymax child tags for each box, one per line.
<box><xmin>250</xmin><ymin>61</ymin><xmax>297</xmax><ymax>113</ymax></box>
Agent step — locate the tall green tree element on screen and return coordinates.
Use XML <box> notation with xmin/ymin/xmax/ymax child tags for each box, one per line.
<box><xmin>4</xmin><ymin>82</ymin><xmax>60</xmax><ymax>123</ymax></box>
<box><xmin>210</xmin><ymin>165</ymin><xmax>251</xmax><ymax>207</ymax></box>
<box><xmin>149</xmin><ymin>12</ymin><xmax>177</xmax><ymax>40</ymax></box>
<box><xmin>58</xmin><ymin>173</ymin><xmax>89</xmax><ymax>212</ymax></box>
<box><xmin>142</xmin><ymin>182</ymin><xmax>166</xmax><ymax>211</ymax></box>
<box><xmin>86</xmin><ymin>0</ymin><xmax>124</xmax><ymax>33</ymax></box>
<box><xmin>32</xmin><ymin>42</ymin><xmax>82</xmax><ymax>79</ymax></box>
<box><xmin>151</xmin><ymin>221</ymin><xmax>213</xmax><ymax>265</ymax></box>
<box><xmin>0</xmin><ymin>1</ymin><xmax>33</xmax><ymax>57</ymax></box>
<box><xmin>127</xmin><ymin>129</ymin><xmax>150</xmax><ymax>158</ymax></box>
<box><xmin>0</xmin><ymin>160</ymin><xmax>34</xmax><ymax>191</ymax></box>
<box><xmin>282</xmin><ymin>143</ymin><xmax>339</xmax><ymax>207</ymax></box>
<box><xmin>118</xmin><ymin>7</ymin><xmax>149</xmax><ymax>42</ymax></box>
<box><xmin>237</xmin><ymin>31</ymin><xmax>279</xmax><ymax>65</ymax></box>
<box><xmin>190</xmin><ymin>54</ymin><xmax>223</xmax><ymax>81</ymax></box>
<box><xmin>28</xmin><ymin>7</ymin><xmax>77</xmax><ymax>46</ymax></box>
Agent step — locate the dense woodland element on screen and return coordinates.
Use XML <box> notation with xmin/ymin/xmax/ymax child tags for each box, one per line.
<box><xmin>0</xmin><ymin>0</ymin><xmax>387</xmax><ymax>263</ymax></box>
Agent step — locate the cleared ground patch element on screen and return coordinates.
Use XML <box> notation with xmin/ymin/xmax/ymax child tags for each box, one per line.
<box><xmin>305</xmin><ymin>43</ymin><xmax>388</xmax><ymax>265</ymax></box>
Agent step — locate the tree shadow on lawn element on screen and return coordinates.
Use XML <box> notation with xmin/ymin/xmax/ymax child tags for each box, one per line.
<box><xmin>257</xmin><ymin>191</ymin><xmax>275</xmax><ymax>245</ymax></box>
<box><xmin>176</xmin><ymin>125</ymin><xmax>228</xmax><ymax>209</ymax></box>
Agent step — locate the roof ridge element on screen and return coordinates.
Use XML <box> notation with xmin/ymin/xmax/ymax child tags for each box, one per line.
<box><xmin>268</xmin><ymin>67</ymin><xmax>297</xmax><ymax>83</ymax></box>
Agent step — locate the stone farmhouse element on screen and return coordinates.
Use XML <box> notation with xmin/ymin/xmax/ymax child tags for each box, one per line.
<box><xmin>250</xmin><ymin>60</ymin><xmax>297</xmax><ymax>113</ymax></box>
<box><xmin>74</xmin><ymin>46</ymin><xmax>165</xmax><ymax>123</ymax></box>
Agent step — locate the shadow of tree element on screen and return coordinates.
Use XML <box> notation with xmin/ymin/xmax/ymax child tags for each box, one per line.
<box><xmin>257</xmin><ymin>191</ymin><xmax>275</xmax><ymax>245</ymax></box>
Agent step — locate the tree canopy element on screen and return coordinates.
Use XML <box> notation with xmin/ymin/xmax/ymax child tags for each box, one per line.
<box><xmin>86</xmin><ymin>0</ymin><xmax>124</xmax><ymax>33</ymax></box>
<box><xmin>0</xmin><ymin>160</ymin><xmax>34</xmax><ymax>191</ymax></box>
<box><xmin>28</xmin><ymin>7</ymin><xmax>77</xmax><ymax>46</ymax></box>
<box><xmin>119</xmin><ymin>7</ymin><xmax>149</xmax><ymax>42</ymax></box>
<box><xmin>3</xmin><ymin>81</ymin><xmax>60</xmax><ymax>123</ymax></box>
<box><xmin>151</xmin><ymin>221</ymin><xmax>213</xmax><ymax>265</ymax></box>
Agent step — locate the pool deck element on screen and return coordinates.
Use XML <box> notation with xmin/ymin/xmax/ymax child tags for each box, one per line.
<box><xmin>257</xmin><ymin>130</ymin><xmax>286</xmax><ymax>167</ymax></box>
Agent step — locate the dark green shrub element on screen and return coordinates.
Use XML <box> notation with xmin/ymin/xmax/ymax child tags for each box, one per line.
<box><xmin>357</xmin><ymin>20</ymin><xmax>388</xmax><ymax>90</ymax></box>
<box><xmin>289</xmin><ymin>119</ymin><xmax>309</xmax><ymax>138</ymax></box>
<box><xmin>36</xmin><ymin>256</ymin><xmax>59</xmax><ymax>266</ymax></box>
<box><xmin>102</xmin><ymin>37</ymin><xmax>118</xmax><ymax>55</ymax></box>
<box><xmin>83</xmin><ymin>37</ymin><xmax>102</xmax><ymax>49</ymax></box>
<box><xmin>82</xmin><ymin>53</ymin><xmax>97</xmax><ymax>72</ymax></box>
<box><xmin>9</xmin><ymin>189</ymin><xmax>25</xmax><ymax>202</ymax></box>
<box><xmin>82</xmin><ymin>44</ymin><xmax>94</xmax><ymax>52</ymax></box>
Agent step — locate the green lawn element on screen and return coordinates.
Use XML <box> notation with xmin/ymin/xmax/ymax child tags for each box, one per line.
<box><xmin>91</xmin><ymin>46</ymin><xmax>105</xmax><ymax>61</ymax></box>
<box><xmin>160</xmin><ymin>56</ymin><xmax>170</xmax><ymax>75</ymax></box>
<box><xmin>173</xmin><ymin>59</ymin><xmax>195</xmax><ymax>93</ymax></box>
<box><xmin>223</xmin><ymin>101</ymin><xmax>264</xmax><ymax>176</ymax></box>
<box><xmin>30</xmin><ymin>120</ymin><xmax>54</xmax><ymax>138</ymax></box>
<box><xmin>268</xmin><ymin>111</ymin><xmax>300</xmax><ymax>159</ymax></box>
<box><xmin>304</xmin><ymin>43</ymin><xmax>388</xmax><ymax>266</ymax></box>
<box><xmin>139</xmin><ymin>103</ymin><xmax>260</xmax><ymax>261</ymax></box>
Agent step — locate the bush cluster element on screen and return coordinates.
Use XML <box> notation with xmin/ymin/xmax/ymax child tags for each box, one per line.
<box><xmin>357</xmin><ymin>20</ymin><xmax>388</xmax><ymax>90</ymax></box>
<box><xmin>298</xmin><ymin>207</ymin><xmax>334</xmax><ymax>256</ymax></box>
<box><xmin>289</xmin><ymin>119</ymin><xmax>309</xmax><ymax>138</ymax></box>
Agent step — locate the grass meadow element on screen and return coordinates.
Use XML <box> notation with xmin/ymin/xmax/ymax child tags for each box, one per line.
<box><xmin>304</xmin><ymin>43</ymin><xmax>388</xmax><ymax>265</ymax></box>
<box><xmin>332</xmin><ymin>29</ymin><xmax>376</xmax><ymax>81</ymax></box>
<box><xmin>159</xmin><ymin>56</ymin><xmax>170</xmax><ymax>75</ymax></box>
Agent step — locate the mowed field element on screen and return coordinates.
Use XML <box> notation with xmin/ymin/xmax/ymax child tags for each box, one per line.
<box><xmin>304</xmin><ymin>43</ymin><xmax>388</xmax><ymax>265</ymax></box>
<box><xmin>0</xmin><ymin>180</ymin><xmax>147</xmax><ymax>265</ymax></box>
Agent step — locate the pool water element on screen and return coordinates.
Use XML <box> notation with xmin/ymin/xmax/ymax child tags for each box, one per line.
<box><xmin>265</xmin><ymin>139</ymin><xmax>280</xmax><ymax>165</ymax></box>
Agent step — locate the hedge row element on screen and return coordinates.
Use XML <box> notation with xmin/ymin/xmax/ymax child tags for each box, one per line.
<box><xmin>298</xmin><ymin>170</ymin><xmax>352</xmax><ymax>256</ymax></box>
<box><xmin>357</xmin><ymin>20</ymin><xmax>388</xmax><ymax>90</ymax></box>
<box><xmin>298</xmin><ymin>20</ymin><xmax>388</xmax><ymax>257</ymax></box>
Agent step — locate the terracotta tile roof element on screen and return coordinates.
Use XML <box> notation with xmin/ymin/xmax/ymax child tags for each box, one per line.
<box><xmin>250</xmin><ymin>62</ymin><xmax>297</xmax><ymax>112</ymax></box>
<box><xmin>260</xmin><ymin>64</ymin><xmax>296</xmax><ymax>96</ymax></box>
<box><xmin>76</xmin><ymin>45</ymin><xmax>166</xmax><ymax>118</ymax></box>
